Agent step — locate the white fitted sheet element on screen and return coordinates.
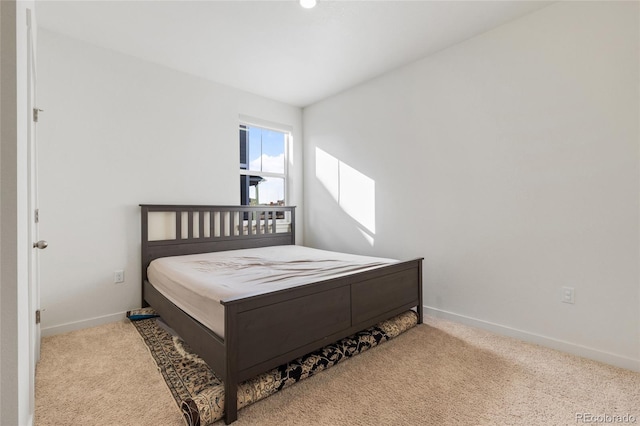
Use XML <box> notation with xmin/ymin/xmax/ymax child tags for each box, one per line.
<box><xmin>147</xmin><ymin>245</ymin><xmax>397</xmax><ymax>337</ymax></box>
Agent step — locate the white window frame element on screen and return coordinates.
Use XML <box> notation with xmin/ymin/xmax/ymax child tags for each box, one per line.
<box><xmin>239</xmin><ymin>118</ymin><xmax>291</xmax><ymax>209</ymax></box>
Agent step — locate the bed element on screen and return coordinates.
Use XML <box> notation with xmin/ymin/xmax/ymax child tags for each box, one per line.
<box><xmin>140</xmin><ymin>204</ymin><xmax>423</xmax><ymax>424</ymax></box>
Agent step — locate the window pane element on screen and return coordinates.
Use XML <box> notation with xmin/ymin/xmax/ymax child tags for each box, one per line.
<box><xmin>261</xmin><ymin>130</ymin><xmax>285</xmax><ymax>174</ymax></box>
<box><xmin>244</xmin><ymin>126</ymin><xmax>285</xmax><ymax>173</ymax></box>
<box><xmin>248</xmin><ymin>127</ymin><xmax>262</xmax><ymax>172</ymax></box>
<box><xmin>246</xmin><ymin>176</ymin><xmax>284</xmax><ymax>206</ymax></box>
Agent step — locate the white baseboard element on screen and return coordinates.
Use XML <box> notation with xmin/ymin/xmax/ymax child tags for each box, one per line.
<box><xmin>425</xmin><ymin>306</ymin><xmax>640</xmax><ymax>372</ymax></box>
<box><xmin>41</xmin><ymin>311</ymin><xmax>128</xmax><ymax>337</ymax></box>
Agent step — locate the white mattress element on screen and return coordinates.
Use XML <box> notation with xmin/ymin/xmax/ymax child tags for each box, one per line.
<box><xmin>147</xmin><ymin>245</ymin><xmax>397</xmax><ymax>337</ymax></box>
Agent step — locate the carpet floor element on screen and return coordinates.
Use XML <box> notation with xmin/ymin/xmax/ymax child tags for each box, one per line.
<box><xmin>35</xmin><ymin>316</ymin><xmax>640</xmax><ymax>425</ymax></box>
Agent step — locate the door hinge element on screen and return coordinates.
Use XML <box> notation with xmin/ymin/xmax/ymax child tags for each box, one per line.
<box><xmin>35</xmin><ymin>208</ymin><xmax>39</xmax><ymax>223</ymax></box>
<box><xmin>33</xmin><ymin>108</ymin><xmax>43</xmax><ymax>122</ymax></box>
<box><xmin>35</xmin><ymin>309</ymin><xmax>41</xmax><ymax>325</ymax></box>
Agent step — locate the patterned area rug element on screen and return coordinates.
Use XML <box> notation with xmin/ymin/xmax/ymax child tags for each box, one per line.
<box><xmin>130</xmin><ymin>310</ymin><xmax>418</xmax><ymax>426</ymax></box>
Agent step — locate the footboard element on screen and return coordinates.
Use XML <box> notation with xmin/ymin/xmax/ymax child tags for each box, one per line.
<box><xmin>222</xmin><ymin>258</ymin><xmax>422</xmax><ymax>423</ymax></box>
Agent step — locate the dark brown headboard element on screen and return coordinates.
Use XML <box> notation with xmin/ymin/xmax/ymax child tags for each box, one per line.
<box><xmin>140</xmin><ymin>204</ymin><xmax>296</xmax><ymax>285</ymax></box>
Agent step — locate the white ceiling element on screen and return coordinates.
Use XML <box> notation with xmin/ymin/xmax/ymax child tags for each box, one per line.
<box><xmin>36</xmin><ymin>1</ymin><xmax>552</xmax><ymax>107</ymax></box>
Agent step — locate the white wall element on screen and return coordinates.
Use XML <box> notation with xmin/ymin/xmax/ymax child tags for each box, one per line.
<box><xmin>1</xmin><ymin>1</ymin><xmax>36</xmax><ymax>424</ymax></box>
<box><xmin>303</xmin><ymin>1</ymin><xmax>639</xmax><ymax>370</ymax></box>
<box><xmin>37</xmin><ymin>29</ymin><xmax>303</xmax><ymax>335</ymax></box>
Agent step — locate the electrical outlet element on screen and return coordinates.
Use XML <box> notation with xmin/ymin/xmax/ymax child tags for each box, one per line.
<box><xmin>114</xmin><ymin>270</ymin><xmax>125</xmax><ymax>284</ymax></box>
<box><xmin>561</xmin><ymin>286</ymin><xmax>575</xmax><ymax>304</ymax></box>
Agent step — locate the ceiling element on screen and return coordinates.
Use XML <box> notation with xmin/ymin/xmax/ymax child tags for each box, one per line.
<box><xmin>36</xmin><ymin>1</ymin><xmax>552</xmax><ymax>108</ymax></box>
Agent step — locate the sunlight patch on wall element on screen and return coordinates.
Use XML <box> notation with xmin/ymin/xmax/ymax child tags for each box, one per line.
<box><xmin>339</xmin><ymin>161</ymin><xmax>376</xmax><ymax>234</ymax></box>
<box><xmin>316</xmin><ymin>147</ymin><xmax>340</xmax><ymax>202</ymax></box>
<box><xmin>315</xmin><ymin>147</ymin><xmax>376</xmax><ymax>242</ymax></box>
<box><xmin>357</xmin><ymin>227</ymin><xmax>375</xmax><ymax>246</ymax></box>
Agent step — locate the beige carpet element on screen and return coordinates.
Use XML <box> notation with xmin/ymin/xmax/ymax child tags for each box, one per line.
<box><xmin>36</xmin><ymin>316</ymin><xmax>640</xmax><ymax>425</ymax></box>
<box><xmin>35</xmin><ymin>320</ymin><xmax>183</xmax><ymax>426</ymax></box>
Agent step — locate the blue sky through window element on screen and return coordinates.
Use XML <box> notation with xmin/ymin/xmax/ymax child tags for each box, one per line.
<box><xmin>248</xmin><ymin>127</ymin><xmax>285</xmax><ymax>174</ymax></box>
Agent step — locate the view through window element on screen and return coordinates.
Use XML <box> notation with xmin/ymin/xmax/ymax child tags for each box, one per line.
<box><xmin>239</xmin><ymin>124</ymin><xmax>287</xmax><ymax>207</ymax></box>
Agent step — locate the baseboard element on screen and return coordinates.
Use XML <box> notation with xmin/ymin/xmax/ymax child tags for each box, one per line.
<box><xmin>425</xmin><ymin>306</ymin><xmax>640</xmax><ymax>372</ymax></box>
<box><xmin>41</xmin><ymin>311</ymin><xmax>128</xmax><ymax>337</ymax></box>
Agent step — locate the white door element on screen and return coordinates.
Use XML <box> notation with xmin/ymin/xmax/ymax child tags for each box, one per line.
<box><xmin>27</xmin><ymin>7</ymin><xmax>43</xmax><ymax>372</ymax></box>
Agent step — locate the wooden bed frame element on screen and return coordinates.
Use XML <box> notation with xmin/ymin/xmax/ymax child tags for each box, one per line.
<box><xmin>140</xmin><ymin>204</ymin><xmax>423</xmax><ymax>424</ymax></box>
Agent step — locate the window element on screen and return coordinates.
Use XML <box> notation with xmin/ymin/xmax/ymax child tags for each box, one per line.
<box><xmin>239</xmin><ymin>123</ymin><xmax>288</xmax><ymax>207</ymax></box>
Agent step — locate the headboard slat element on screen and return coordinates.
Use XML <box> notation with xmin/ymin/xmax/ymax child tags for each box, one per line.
<box><xmin>175</xmin><ymin>210</ymin><xmax>182</xmax><ymax>240</ymax></box>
